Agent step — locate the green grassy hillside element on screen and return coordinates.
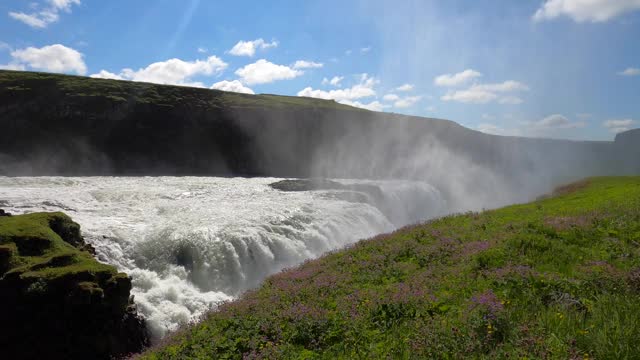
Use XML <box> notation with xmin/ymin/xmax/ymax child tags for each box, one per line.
<box><xmin>0</xmin><ymin>70</ymin><xmax>361</xmax><ymax>111</ymax></box>
<box><xmin>142</xmin><ymin>177</ymin><xmax>640</xmax><ymax>359</ymax></box>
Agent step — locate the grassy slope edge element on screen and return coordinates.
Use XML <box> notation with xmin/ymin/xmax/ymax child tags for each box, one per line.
<box><xmin>143</xmin><ymin>177</ymin><xmax>640</xmax><ymax>359</ymax></box>
<box><xmin>0</xmin><ymin>70</ymin><xmax>365</xmax><ymax>112</ymax></box>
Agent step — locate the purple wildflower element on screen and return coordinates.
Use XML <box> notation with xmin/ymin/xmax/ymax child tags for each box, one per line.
<box><xmin>469</xmin><ymin>290</ymin><xmax>504</xmax><ymax>320</ymax></box>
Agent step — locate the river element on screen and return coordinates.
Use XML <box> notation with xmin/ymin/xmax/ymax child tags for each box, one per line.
<box><xmin>0</xmin><ymin>176</ymin><xmax>449</xmax><ymax>339</ymax></box>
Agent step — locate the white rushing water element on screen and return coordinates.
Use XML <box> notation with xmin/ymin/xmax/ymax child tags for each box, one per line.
<box><xmin>0</xmin><ymin>176</ymin><xmax>447</xmax><ymax>339</ymax></box>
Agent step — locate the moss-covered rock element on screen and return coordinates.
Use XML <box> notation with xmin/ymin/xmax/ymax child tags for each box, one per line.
<box><xmin>0</xmin><ymin>211</ymin><xmax>149</xmax><ymax>359</ymax></box>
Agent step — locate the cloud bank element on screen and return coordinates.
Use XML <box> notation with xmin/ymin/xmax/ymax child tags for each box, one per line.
<box><xmin>322</xmin><ymin>76</ymin><xmax>344</xmax><ymax>87</ymax></box>
<box><xmin>533</xmin><ymin>0</ymin><xmax>640</xmax><ymax>23</ymax></box>
<box><xmin>235</xmin><ymin>59</ymin><xmax>303</xmax><ymax>85</ymax></box>
<box><xmin>9</xmin><ymin>0</ymin><xmax>80</xmax><ymax>29</ymax></box>
<box><xmin>1</xmin><ymin>44</ymin><xmax>86</xmax><ymax>74</ymax></box>
<box><xmin>298</xmin><ymin>74</ymin><xmax>384</xmax><ymax>111</ymax></box>
<box><xmin>210</xmin><ymin>80</ymin><xmax>255</xmax><ymax>94</ymax></box>
<box><xmin>228</xmin><ymin>39</ymin><xmax>278</xmax><ymax>57</ymax></box>
<box><xmin>619</xmin><ymin>67</ymin><xmax>640</xmax><ymax>76</ymax></box>
<box><xmin>441</xmin><ymin>80</ymin><xmax>528</xmax><ymax>104</ymax></box>
<box><xmin>434</xmin><ymin>69</ymin><xmax>482</xmax><ymax>87</ymax></box>
<box><xmin>91</xmin><ymin>56</ymin><xmax>228</xmax><ymax>87</ymax></box>
<box><xmin>603</xmin><ymin>119</ymin><xmax>636</xmax><ymax>133</ymax></box>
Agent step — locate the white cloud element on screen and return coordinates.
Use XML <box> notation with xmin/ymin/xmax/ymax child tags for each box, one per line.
<box><xmin>228</xmin><ymin>39</ymin><xmax>278</xmax><ymax>57</ymax></box>
<box><xmin>395</xmin><ymin>83</ymin><xmax>414</xmax><ymax>92</ymax></box>
<box><xmin>197</xmin><ymin>47</ymin><xmax>207</xmax><ymax>54</ymax></box>
<box><xmin>619</xmin><ymin>67</ymin><xmax>640</xmax><ymax>76</ymax></box>
<box><xmin>8</xmin><ymin>44</ymin><xmax>86</xmax><ymax>74</ymax></box>
<box><xmin>300</xmin><ymin>75</ymin><xmax>415</xmax><ymax>111</ymax></box>
<box><xmin>210</xmin><ymin>80</ymin><xmax>255</xmax><ymax>94</ymax></box>
<box><xmin>603</xmin><ymin>118</ymin><xmax>636</xmax><ymax>133</ymax></box>
<box><xmin>382</xmin><ymin>93</ymin><xmax>422</xmax><ymax>108</ymax></box>
<box><xmin>8</xmin><ymin>11</ymin><xmax>54</xmax><ymax>28</ymax></box>
<box><xmin>426</xmin><ymin>106</ymin><xmax>436</xmax><ymax>112</ymax></box>
<box><xmin>471</xmin><ymin>81</ymin><xmax>529</xmax><ymax>92</ymax></box>
<box><xmin>297</xmin><ymin>74</ymin><xmax>378</xmax><ymax>101</ymax></box>
<box><xmin>49</xmin><ymin>0</ymin><xmax>81</xmax><ymax>11</ymax></box>
<box><xmin>340</xmin><ymin>100</ymin><xmax>385</xmax><ymax>111</ymax></box>
<box><xmin>533</xmin><ymin>0</ymin><xmax>640</xmax><ymax>23</ymax></box>
<box><xmin>441</xmin><ymin>88</ymin><xmax>497</xmax><ymax>103</ymax></box>
<box><xmin>434</xmin><ymin>69</ymin><xmax>482</xmax><ymax>87</ymax></box>
<box><xmin>0</xmin><ymin>63</ymin><xmax>26</xmax><ymax>71</ymax></box>
<box><xmin>322</xmin><ymin>76</ymin><xmax>343</xmax><ymax>87</ymax></box>
<box><xmin>531</xmin><ymin>114</ymin><xmax>586</xmax><ymax>130</ymax></box>
<box><xmin>8</xmin><ymin>0</ymin><xmax>79</xmax><ymax>29</ymax></box>
<box><xmin>394</xmin><ymin>95</ymin><xmax>422</xmax><ymax>108</ymax></box>
<box><xmin>292</xmin><ymin>60</ymin><xmax>323</xmax><ymax>69</ymax></box>
<box><xmin>383</xmin><ymin>94</ymin><xmax>400</xmax><ymax>101</ymax></box>
<box><xmin>298</xmin><ymin>74</ymin><xmax>383</xmax><ymax>111</ymax></box>
<box><xmin>360</xmin><ymin>46</ymin><xmax>372</xmax><ymax>53</ymax></box>
<box><xmin>441</xmin><ymin>80</ymin><xmax>528</xmax><ymax>104</ymax></box>
<box><xmin>89</xmin><ymin>70</ymin><xmax>123</xmax><ymax>80</ymax></box>
<box><xmin>0</xmin><ymin>42</ymin><xmax>11</xmax><ymax>51</ymax></box>
<box><xmin>481</xmin><ymin>113</ymin><xmax>495</xmax><ymax>120</ymax></box>
<box><xmin>91</xmin><ymin>55</ymin><xmax>228</xmax><ymax>87</ymax></box>
<box><xmin>498</xmin><ymin>96</ymin><xmax>524</xmax><ymax>105</ymax></box>
<box><xmin>235</xmin><ymin>59</ymin><xmax>303</xmax><ymax>85</ymax></box>
<box><xmin>477</xmin><ymin>123</ymin><xmax>511</xmax><ymax>136</ymax></box>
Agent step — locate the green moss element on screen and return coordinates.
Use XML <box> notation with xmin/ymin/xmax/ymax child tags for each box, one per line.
<box><xmin>0</xmin><ymin>212</ymin><xmax>115</xmax><ymax>281</ymax></box>
<box><xmin>143</xmin><ymin>177</ymin><xmax>640</xmax><ymax>359</ymax></box>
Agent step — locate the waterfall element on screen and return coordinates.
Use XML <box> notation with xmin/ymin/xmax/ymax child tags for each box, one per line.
<box><xmin>0</xmin><ymin>176</ymin><xmax>446</xmax><ymax>339</ymax></box>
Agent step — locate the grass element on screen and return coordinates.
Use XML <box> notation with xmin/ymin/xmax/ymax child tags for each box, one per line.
<box><xmin>0</xmin><ymin>211</ymin><xmax>116</xmax><ymax>285</ymax></box>
<box><xmin>141</xmin><ymin>177</ymin><xmax>640</xmax><ymax>359</ymax></box>
<box><xmin>0</xmin><ymin>70</ymin><xmax>364</xmax><ymax>112</ymax></box>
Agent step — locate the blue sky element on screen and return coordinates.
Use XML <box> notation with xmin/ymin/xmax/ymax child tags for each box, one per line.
<box><xmin>1</xmin><ymin>0</ymin><xmax>639</xmax><ymax>140</ymax></box>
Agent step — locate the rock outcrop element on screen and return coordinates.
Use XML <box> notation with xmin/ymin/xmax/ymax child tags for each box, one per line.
<box><xmin>0</xmin><ymin>211</ymin><xmax>149</xmax><ymax>359</ymax></box>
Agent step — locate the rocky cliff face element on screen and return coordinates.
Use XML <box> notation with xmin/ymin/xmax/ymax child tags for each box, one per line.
<box><xmin>0</xmin><ymin>70</ymin><xmax>637</xmax><ymax>189</ymax></box>
<box><xmin>0</xmin><ymin>211</ymin><xmax>149</xmax><ymax>360</ymax></box>
<box><xmin>614</xmin><ymin>129</ymin><xmax>640</xmax><ymax>174</ymax></box>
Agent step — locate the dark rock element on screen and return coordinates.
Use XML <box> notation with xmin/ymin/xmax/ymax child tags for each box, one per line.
<box><xmin>614</xmin><ymin>129</ymin><xmax>640</xmax><ymax>174</ymax></box>
<box><xmin>270</xmin><ymin>178</ymin><xmax>347</xmax><ymax>192</ymax></box>
<box><xmin>270</xmin><ymin>178</ymin><xmax>385</xmax><ymax>207</ymax></box>
<box><xmin>0</xmin><ymin>208</ymin><xmax>11</xmax><ymax>217</ymax></box>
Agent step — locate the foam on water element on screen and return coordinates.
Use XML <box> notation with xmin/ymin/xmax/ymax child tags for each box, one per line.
<box><xmin>0</xmin><ymin>176</ymin><xmax>446</xmax><ymax>339</ymax></box>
